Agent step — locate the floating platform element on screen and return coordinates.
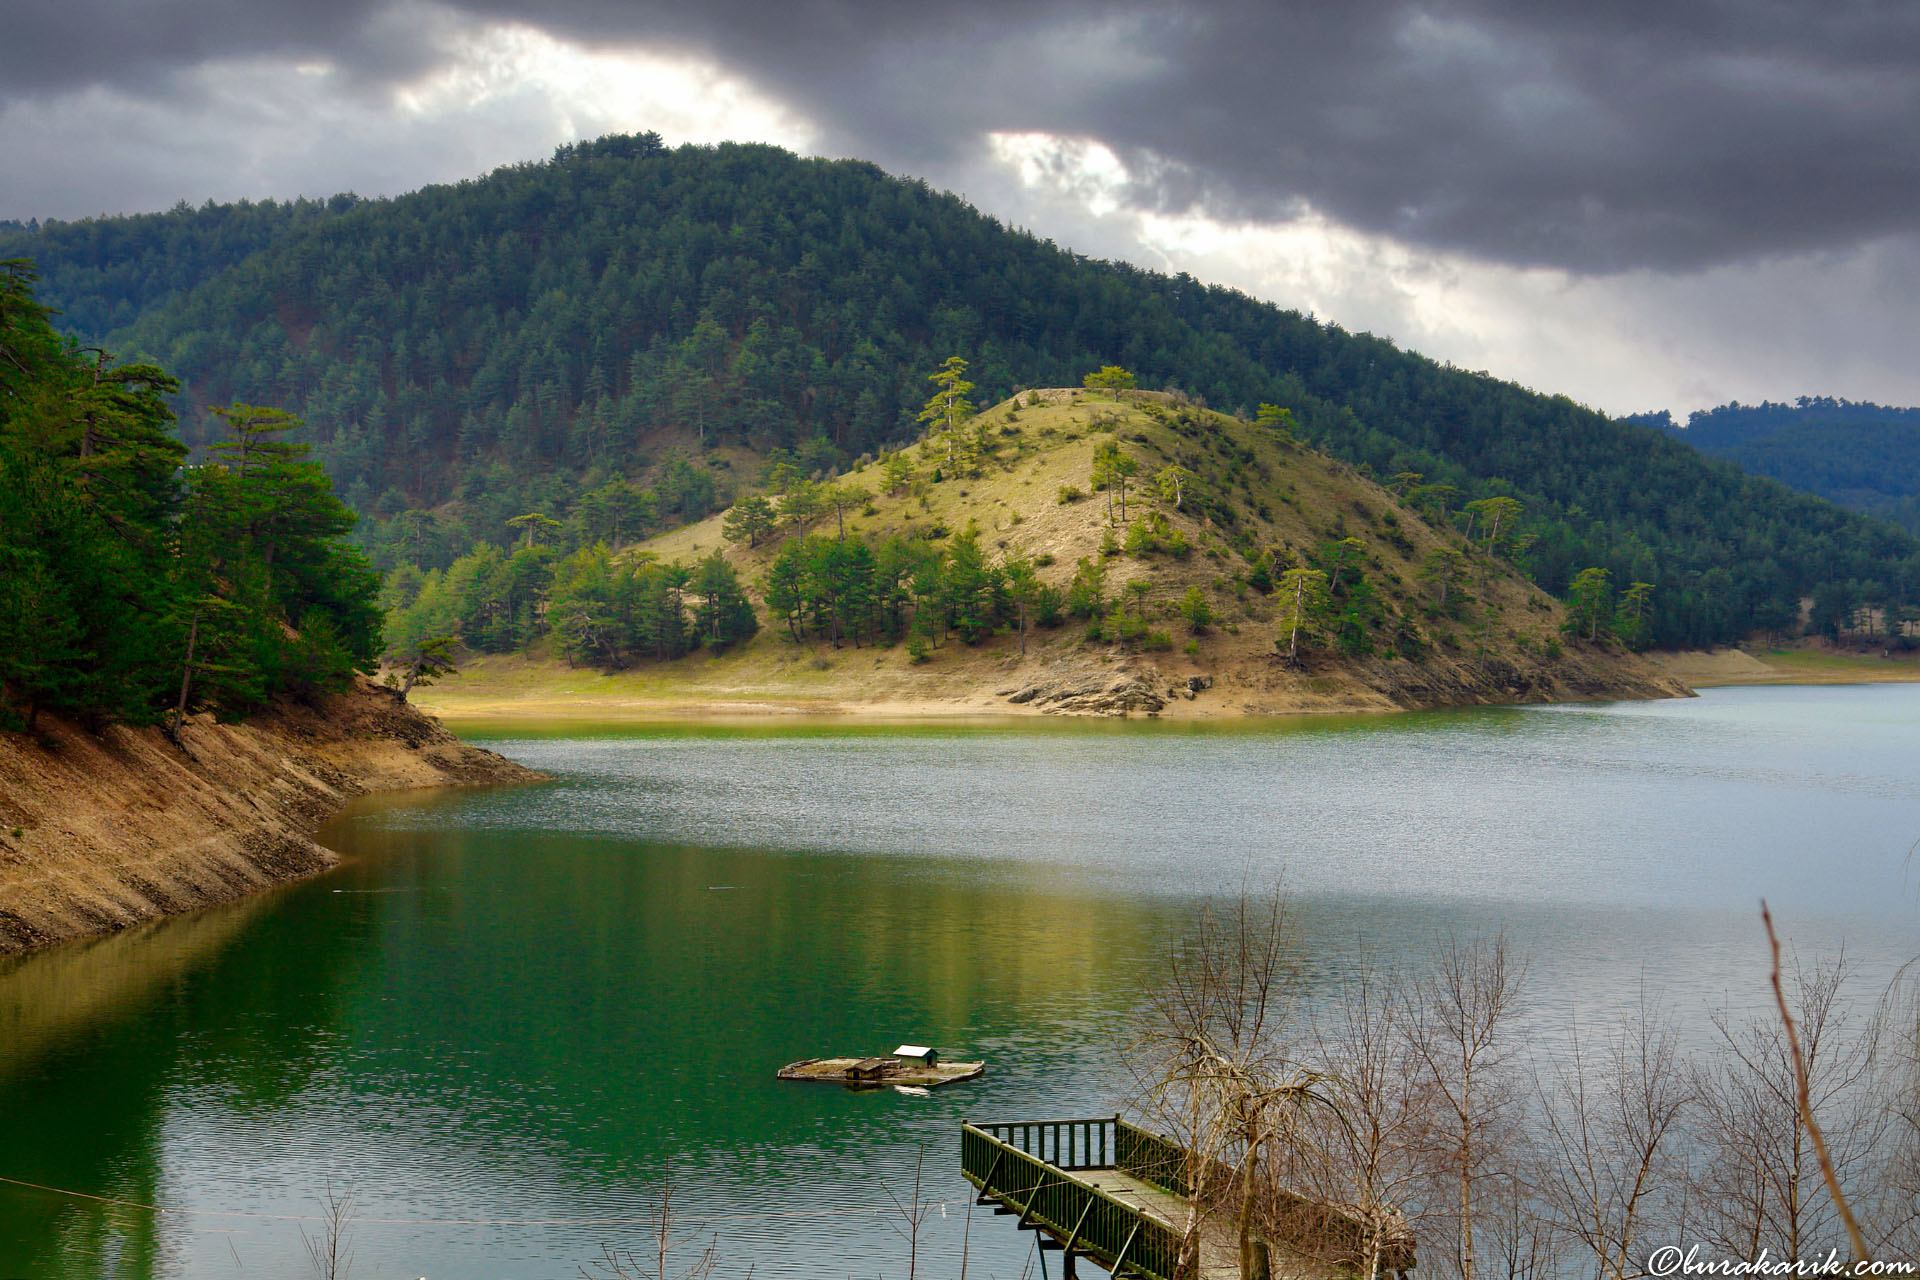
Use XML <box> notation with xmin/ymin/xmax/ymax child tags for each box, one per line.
<box><xmin>777</xmin><ymin>1056</ymin><xmax>985</xmax><ymax>1088</ymax></box>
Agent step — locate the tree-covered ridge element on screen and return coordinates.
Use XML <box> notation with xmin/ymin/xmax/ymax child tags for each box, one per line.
<box><xmin>0</xmin><ymin>263</ymin><xmax>378</xmax><ymax>732</ymax></box>
<box><xmin>4</xmin><ymin>133</ymin><xmax>1917</xmax><ymax>648</ymax></box>
<box><xmin>1642</xmin><ymin>398</ymin><xmax>1920</xmax><ymax>536</ymax></box>
<box><xmin>0</xmin><ymin>195</ymin><xmax>354</xmax><ymax>343</ymax></box>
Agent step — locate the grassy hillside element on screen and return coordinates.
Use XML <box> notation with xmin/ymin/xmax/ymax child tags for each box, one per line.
<box><xmin>417</xmin><ymin>391</ymin><xmax>1684</xmax><ymax>719</ymax></box>
<box><xmin>5</xmin><ymin>134</ymin><xmax>1915</xmax><ymax>648</ymax></box>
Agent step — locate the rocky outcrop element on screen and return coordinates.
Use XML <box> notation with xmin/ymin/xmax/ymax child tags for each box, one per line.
<box><xmin>997</xmin><ymin>646</ymin><xmax>1687</xmax><ymax>718</ymax></box>
<box><xmin>1004</xmin><ymin>671</ymin><xmax>1214</xmax><ymax>715</ymax></box>
<box><xmin>0</xmin><ymin>679</ymin><xmax>540</xmax><ymax>956</ymax></box>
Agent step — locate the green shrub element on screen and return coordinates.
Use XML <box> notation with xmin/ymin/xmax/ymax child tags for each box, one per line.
<box><xmin>1033</xmin><ymin>585</ymin><xmax>1066</xmax><ymax>628</ymax></box>
<box><xmin>1066</xmin><ymin>558</ymin><xmax>1107</xmax><ymax>618</ymax></box>
<box><xmin>1179</xmin><ymin>585</ymin><xmax>1215</xmax><ymax>634</ymax></box>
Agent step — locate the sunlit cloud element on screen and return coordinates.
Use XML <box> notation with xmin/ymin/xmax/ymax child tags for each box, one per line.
<box><xmin>0</xmin><ymin>3</ymin><xmax>814</xmax><ymax>221</ymax></box>
<box><xmin>385</xmin><ymin>10</ymin><xmax>813</xmax><ymax>148</ymax></box>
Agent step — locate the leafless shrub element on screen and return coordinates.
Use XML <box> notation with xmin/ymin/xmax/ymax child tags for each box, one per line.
<box><xmin>301</xmin><ymin>1179</ymin><xmax>354</xmax><ymax>1280</ymax></box>
<box><xmin>583</xmin><ymin>1160</ymin><xmax>725</xmax><ymax>1280</ymax></box>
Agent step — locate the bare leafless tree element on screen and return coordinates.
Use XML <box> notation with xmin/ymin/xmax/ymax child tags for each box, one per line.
<box><xmin>1691</xmin><ymin>943</ymin><xmax>1881</xmax><ymax>1262</ymax></box>
<box><xmin>1479</xmin><ymin>1161</ymin><xmax>1563</xmax><ymax>1280</ymax></box>
<box><xmin>1872</xmin><ymin>971</ymin><xmax>1920</xmax><ymax>1257</ymax></box>
<box><xmin>1536</xmin><ymin>991</ymin><xmax>1695</xmax><ymax>1280</ymax></box>
<box><xmin>1285</xmin><ymin>955</ymin><xmax>1429</xmax><ymax>1280</ymax></box>
<box><xmin>1126</xmin><ymin>885</ymin><xmax>1334</xmax><ymax>1280</ymax></box>
<box><xmin>1409</xmin><ymin>932</ymin><xmax>1528</xmax><ymax>1280</ymax></box>
<box><xmin>878</xmin><ymin>1143</ymin><xmax>934</xmax><ymax>1280</ymax></box>
<box><xmin>583</xmin><ymin>1160</ymin><xmax>724</xmax><ymax>1280</ymax></box>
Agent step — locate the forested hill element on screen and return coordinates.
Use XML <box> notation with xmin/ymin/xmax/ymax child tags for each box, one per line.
<box><xmin>1639</xmin><ymin>399</ymin><xmax>1920</xmax><ymax>537</ymax></box>
<box><xmin>4</xmin><ymin>132</ymin><xmax>1917</xmax><ymax>648</ymax></box>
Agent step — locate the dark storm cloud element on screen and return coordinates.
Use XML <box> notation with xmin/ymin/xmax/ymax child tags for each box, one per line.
<box><xmin>10</xmin><ymin>0</ymin><xmax>1920</xmax><ymax>272</ymax></box>
<box><xmin>2</xmin><ymin>0</ymin><xmax>402</xmax><ymax>97</ymax></box>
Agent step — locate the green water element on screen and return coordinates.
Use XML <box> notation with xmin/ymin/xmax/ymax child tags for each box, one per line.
<box><xmin>0</xmin><ymin>686</ymin><xmax>1915</xmax><ymax>1278</ymax></box>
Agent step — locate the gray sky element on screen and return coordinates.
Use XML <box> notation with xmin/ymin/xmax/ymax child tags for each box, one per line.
<box><xmin>4</xmin><ymin>0</ymin><xmax>1918</xmax><ymax>417</ymax></box>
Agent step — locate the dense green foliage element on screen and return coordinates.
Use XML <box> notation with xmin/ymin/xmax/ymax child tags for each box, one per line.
<box><xmin>1642</xmin><ymin>399</ymin><xmax>1920</xmax><ymax>535</ymax></box>
<box><xmin>0</xmin><ymin>263</ymin><xmax>377</xmax><ymax>731</ymax></box>
<box><xmin>382</xmin><ymin>540</ymin><xmax>757</xmax><ymax>669</ymax></box>
<box><xmin>765</xmin><ymin>527</ymin><xmax>1059</xmax><ymax>653</ymax></box>
<box><xmin>7</xmin><ymin>134</ymin><xmax>1919</xmax><ymax>647</ymax></box>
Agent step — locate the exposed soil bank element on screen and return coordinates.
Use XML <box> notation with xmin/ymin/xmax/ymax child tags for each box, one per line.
<box><xmin>1650</xmin><ymin>644</ymin><xmax>1920</xmax><ymax>687</ymax></box>
<box><xmin>0</xmin><ymin>680</ymin><xmax>540</xmax><ymax>957</ymax></box>
<box><xmin>416</xmin><ymin>642</ymin><xmax>1691</xmax><ymax>724</ymax></box>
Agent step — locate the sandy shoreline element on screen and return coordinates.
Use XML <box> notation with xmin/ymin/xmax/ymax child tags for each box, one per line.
<box><xmin>410</xmin><ymin>645</ymin><xmax>1920</xmax><ymax>727</ymax></box>
<box><xmin>415</xmin><ymin>692</ymin><xmax>1031</xmax><ymax>725</ymax></box>
<box><xmin>1648</xmin><ymin>646</ymin><xmax>1920</xmax><ymax>687</ymax></box>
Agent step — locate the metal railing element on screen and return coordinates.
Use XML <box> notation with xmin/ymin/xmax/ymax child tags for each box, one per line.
<box><xmin>961</xmin><ymin>1119</ymin><xmax>1182</xmax><ymax>1280</ymax></box>
<box><xmin>964</xmin><ymin>1116</ymin><xmax>1416</xmax><ymax>1278</ymax></box>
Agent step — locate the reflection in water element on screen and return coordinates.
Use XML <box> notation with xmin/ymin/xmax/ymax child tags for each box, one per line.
<box><xmin>0</xmin><ymin>686</ymin><xmax>1913</xmax><ymax>1277</ymax></box>
<box><xmin>0</xmin><ymin>882</ymin><xmax>365</xmax><ymax>1276</ymax></box>
<box><xmin>0</xmin><ymin>896</ymin><xmax>267</xmax><ymax>1084</ymax></box>
<box><xmin>0</xmin><ymin>821</ymin><xmax>1176</xmax><ymax>1277</ymax></box>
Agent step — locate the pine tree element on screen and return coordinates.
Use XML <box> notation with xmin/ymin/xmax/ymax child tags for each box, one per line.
<box><xmin>693</xmin><ymin>552</ymin><xmax>758</xmax><ymax>649</ymax></box>
<box><xmin>721</xmin><ymin>495</ymin><xmax>777</xmax><ymax>548</ymax></box>
<box><xmin>1274</xmin><ymin>568</ymin><xmax>1331</xmax><ymax>666</ymax></box>
<box><xmin>916</xmin><ymin>356</ymin><xmax>975</xmax><ymax>471</ymax></box>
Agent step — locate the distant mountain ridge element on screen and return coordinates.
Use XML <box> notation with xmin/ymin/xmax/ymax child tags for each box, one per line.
<box><xmin>3</xmin><ymin>132</ymin><xmax>1916</xmax><ymax>648</ymax></box>
<box><xmin>1636</xmin><ymin>399</ymin><xmax>1920</xmax><ymax>537</ymax></box>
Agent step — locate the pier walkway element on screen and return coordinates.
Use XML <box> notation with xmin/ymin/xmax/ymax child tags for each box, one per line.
<box><xmin>961</xmin><ymin>1116</ymin><xmax>1411</xmax><ymax>1280</ymax></box>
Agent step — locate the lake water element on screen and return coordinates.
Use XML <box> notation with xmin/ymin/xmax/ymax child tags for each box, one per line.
<box><xmin>0</xmin><ymin>686</ymin><xmax>1915</xmax><ymax>1278</ymax></box>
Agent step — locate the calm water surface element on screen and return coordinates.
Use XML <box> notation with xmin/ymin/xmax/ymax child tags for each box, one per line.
<box><xmin>0</xmin><ymin>686</ymin><xmax>1915</xmax><ymax>1278</ymax></box>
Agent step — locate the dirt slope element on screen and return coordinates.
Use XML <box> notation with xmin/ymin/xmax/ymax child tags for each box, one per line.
<box><xmin>0</xmin><ymin>680</ymin><xmax>539</xmax><ymax>956</ymax></box>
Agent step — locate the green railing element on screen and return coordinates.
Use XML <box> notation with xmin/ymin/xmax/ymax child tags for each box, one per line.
<box><xmin>965</xmin><ymin>1117</ymin><xmax>1417</xmax><ymax>1277</ymax></box>
<box><xmin>1114</xmin><ymin>1117</ymin><xmax>1195</xmax><ymax>1197</ymax></box>
<box><xmin>1112</xmin><ymin>1118</ymin><xmax>1416</xmax><ymax>1274</ymax></box>
<box><xmin>962</xmin><ymin>1120</ymin><xmax>1182</xmax><ymax>1280</ymax></box>
<box><xmin>966</xmin><ymin>1117</ymin><xmax>1117</xmax><ymax>1170</ymax></box>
